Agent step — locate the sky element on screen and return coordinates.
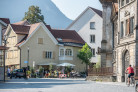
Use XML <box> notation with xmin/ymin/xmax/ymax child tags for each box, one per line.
<box><xmin>51</xmin><ymin>0</ymin><xmax>102</xmax><ymax>20</ymax></box>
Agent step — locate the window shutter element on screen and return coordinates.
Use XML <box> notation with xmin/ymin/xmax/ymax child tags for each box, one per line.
<box><xmin>43</xmin><ymin>51</ymin><xmax>46</xmax><ymax>58</ymax></box>
<box><xmin>127</xmin><ymin>19</ymin><xmax>130</xmax><ymax>35</ymax></box>
<box><xmin>53</xmin><ymin>51</ymin><xmax>55</xmax><ymax>59</ymax></box>
<box><xmin>38</xmin><ymin>38</ymin><xmax>43</xmax><ymax>44</ymax></box>
<box><xmin>128</xmin><ymin>18</ymin><xmax>130</xmax><ymax>34</ymax></box>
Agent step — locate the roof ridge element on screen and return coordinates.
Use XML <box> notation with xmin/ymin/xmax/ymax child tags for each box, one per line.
<box><xmin>52</xmin><ymin>29</ymin><xmax>75</xmax><ymax>31</ymax></box>
<box><xmin>89</xmin><ymin>7</ymin><xmax>102</xmax><ymax>18</ymax></box>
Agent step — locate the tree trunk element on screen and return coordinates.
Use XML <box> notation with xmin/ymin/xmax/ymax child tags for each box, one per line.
<box><xmin>86</xmin><ymin>64</ymin><xmax>88</xmax><ymax>76</ymax></box>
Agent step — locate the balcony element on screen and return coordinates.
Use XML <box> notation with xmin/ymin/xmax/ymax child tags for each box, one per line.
<box><xmin>59</xmin><ymin>55</ymin><xmax>73</xmax><ymax>60</ymax></box>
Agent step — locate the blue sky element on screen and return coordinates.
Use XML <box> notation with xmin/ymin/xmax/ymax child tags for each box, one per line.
<box><xmin>51</xmin><ymin>0</ymin><xmax>102</xmax><ymax>20</ymax></box>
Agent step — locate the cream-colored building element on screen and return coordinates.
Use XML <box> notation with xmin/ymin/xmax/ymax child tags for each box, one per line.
<box><xmin>4</xmin><ymin>20</ymin><xmax>86</xmax><ymax>72</ymax></box>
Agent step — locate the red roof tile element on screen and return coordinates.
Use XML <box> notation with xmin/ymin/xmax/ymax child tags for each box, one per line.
<box><xmin>49</xmin><ymin>28</ymin><xmax>85</xmax><ymax>44</ymax></box>
<box><xmin>0</xmin><ymin>18</ymin><xmax>10</xmax><ymax>24</ymax></box>
<box><xmin>13</xmin><ymin>20</ymin><xmax>30</xmax><ymax>25</ymax></box>
<box><xmin>11</xmin><ymin>21</ymin><xmax>85</xmax><ymax>47</ymax></box>
<box><xmin>14</xmin><ymin>23</ymin><xmax>40</xmax><ymax>46</ymax></box>
<box><xmin>10</xmin><ymin>24</ymin><xmax>30</xmax><ymax>34</ymax></box>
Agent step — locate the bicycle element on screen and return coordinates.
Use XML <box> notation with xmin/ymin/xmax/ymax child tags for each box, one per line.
<box><xmin>125</xmin><ymin>73</ymin><xmax>135</xmax><ymax>87</ymax></box>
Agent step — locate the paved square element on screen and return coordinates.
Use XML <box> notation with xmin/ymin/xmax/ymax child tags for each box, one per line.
<box><xmin>0</xmin><ymin>78</ymin><xmax>135</xmax><ymax>92</ymax></box>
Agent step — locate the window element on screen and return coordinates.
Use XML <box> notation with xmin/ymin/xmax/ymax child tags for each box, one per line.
<box><xmin>12</xmin><ymin>37</ymin><xmax>16</xmax><ymax>45</ymax></box>
<box><xmin>65</xmin><ymin>49</ymin><xmax>72</xmax><ymax>56</ymax></box>
<box><xmin>38</xmin><ymin>38</ymin><xmax>43</xmax><ymax>44</ymax></box>
<box><xmin>121</xmin><ymin>0</ymin><xmax>124</xmax><ymax>7</ymax></box>
<box><xmin>46</xmin><ymin>51</ymin><xmax>52</xmax><ymax>59</ymax></box>
<box><xmin>90</xmin><ymin>35</ymin><xmax>95</xmax><ymax>43</ymax></box>
<box><xmin>90</xmin><ymin>22</ymin><xmax>95</xmax><ymax>29</ymax></box>
<box><xmin>130</xmin><ymin>17</ymin><xmax>134</xmax><ymax>34</ymax></box>
<box><xmin>121</xmin><ymin>22</ymin><xmax>124</xmax><ymax>37</ymax></box>
<box><xmin>60</xmin><ymin>49</ymin><xmax>64</xmax><ymax>56</ymax></box>
<box><xmin>91</xmin><ymin>48</ymin><xmax>95</xmax><ymax>57</ymax></box>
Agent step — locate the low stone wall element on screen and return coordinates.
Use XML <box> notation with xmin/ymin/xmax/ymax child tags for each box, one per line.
<box><xmin>86</xmin><ymin>76</ymin><xmax>116</xmax><ymax>82</ymax></box>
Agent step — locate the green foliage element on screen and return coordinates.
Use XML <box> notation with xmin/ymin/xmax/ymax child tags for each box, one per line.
<box><xmin>64</xmin><ymin>66</ymin><xmax>71</xmax><ymax>74</ymax></box>
<box><xmin>27</xmin><ymin>70</ymin><xmax>31</xmax><ymax>76</ymax></box>
<box><xmin>39</xmin><ymin>67</ymin><xmax>43</xmax><ymax>74</ymax></box>
<box><xmin>30</xmin><ymin>68</ymin><xmax>35</xmax><ymax>74</ymax></box>
<box><xmin>49</xmin><ymin>64</ymin><xmax>53</xmax><ymax>70</ymax></box>
<box><xmin>23</xmin><ymin>5</ymin><xmax>46</xmax><ymax>24</ymax></box>
<box><xmin>93</xmin><ymin>56</ymin><xmax>101</xmax><ymax>69</ymax></box>
<box><xmin>77</xmin><ymin>43</ymin><xmax>92</xmax><ymax>65</ymax></box>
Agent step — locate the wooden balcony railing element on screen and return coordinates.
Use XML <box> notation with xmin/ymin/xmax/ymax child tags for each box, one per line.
<box><xmin>135</xmin><ymin>67</ymin><xmax>138</xmax><ymax>80</ymax></box>
<box><xmin>88</xmin><ymin>67</ymin><xmax>113</xmax><ymax>76</ymax></box>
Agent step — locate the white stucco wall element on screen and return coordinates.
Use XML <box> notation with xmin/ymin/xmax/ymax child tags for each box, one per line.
<box><xmin>67</xmin><ymin>8</ymin><xmax>103</xmax><ymax>63</ymax></box>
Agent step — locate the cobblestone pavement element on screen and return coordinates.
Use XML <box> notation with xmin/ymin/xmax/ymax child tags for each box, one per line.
<box><xmin>0</xmin><ymin>78</ymin><xmax>135</xmax><ymax>92</ymax></box>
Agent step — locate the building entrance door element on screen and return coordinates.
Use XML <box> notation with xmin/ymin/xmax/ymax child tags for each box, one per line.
<box><xmin>122</xmin><ymin>50</ymin><xmax>130</xmax><ymax>82</ymax></box>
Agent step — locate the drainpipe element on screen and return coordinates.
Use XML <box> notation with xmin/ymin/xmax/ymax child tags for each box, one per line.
<box><xmin>18</xmin><ymin>47</ymin><xmax>21</xmax><ymax>69</ymax></box>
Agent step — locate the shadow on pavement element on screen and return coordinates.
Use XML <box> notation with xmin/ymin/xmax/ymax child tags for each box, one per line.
<box><xmin>0</xmin><ymin>78</ymin><xmax>86</xmax><ymax>89</ymax></box>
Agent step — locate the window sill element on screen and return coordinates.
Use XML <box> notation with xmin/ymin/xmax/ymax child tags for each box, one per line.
<box><xmin>120</xmin><ymin>33</ymin><xmax>134</xmax><ymax>39</ymax></box>
<box><xmin>90</xmin><ymin>42</ymin><xmax>95</xmax><ymax>44</ymax></box>
<box><xmin>90</xmin><ymin>28</ymin><xmax>95</xmax><ymax>30</ymax></box>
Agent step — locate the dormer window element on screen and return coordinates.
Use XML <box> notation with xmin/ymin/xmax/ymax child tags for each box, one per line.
<box><xmin>57</xmin><ymin>38</ymin><xmax>62</xmax><ymax>41</ymax></box>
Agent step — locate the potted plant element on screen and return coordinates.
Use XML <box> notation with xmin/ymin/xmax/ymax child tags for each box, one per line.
<box><xmin>26</xmin><ymin>70</ymin><xmax>31</xmax><ymax>78</ymax></box>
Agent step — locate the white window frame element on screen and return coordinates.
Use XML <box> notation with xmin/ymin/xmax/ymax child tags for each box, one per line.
<box><xmin>90</xmin><ymin>35</ymin><xmax>95</xmax><ymax>43</ymax></box>
<box><xmin>90</xmin><ymin>22</ymin><xmax>95</xmax><ymax>29</ymax></box>
<box><xmin>60</xmin><ymin>49</ymin><xmax>64</xmax><ymax>56</ymax></box>
<box><xmin>65</xmin><ymin>49</ymin><xmax>72</xmax><ymax>56</ymax></box>
<box><xmin>91</xmin><ymin>48</ymin><xmax>95</xmax><ymax>57</ymax></box>
<box><xmin>45</xmin><ymin>51</ymin><xmax>53</xmax><ymax>59</ymax></box>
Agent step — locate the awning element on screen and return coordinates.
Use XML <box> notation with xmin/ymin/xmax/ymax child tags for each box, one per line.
<box><xmin>57</xmin><ymin>63</ymin><xmax>75</xmax><ymax>67</ymax></box>
<box><xmin>38</xmin><ymin>62</ymin><xmax>57</xmax><ymax>66</ymax></box>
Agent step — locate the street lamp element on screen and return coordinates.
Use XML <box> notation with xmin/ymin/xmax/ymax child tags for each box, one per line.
<box><xmin>3</xmin><ymin>35</ymin><xmax>7</xmax><ymax>82</ymax></box>
<box><xmin>27</xmin><ymin>47</ymin><xmax>29</xmax><ymax>70</ymax></box>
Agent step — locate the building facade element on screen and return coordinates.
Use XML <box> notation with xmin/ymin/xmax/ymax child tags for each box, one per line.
<box><xmin>100</xmin><ymin>0</ymin><xmax>138</xmax><ymax>82</ymax></box>
<box><xmin>67</xmin><ymin>7</ymin><xmax>103</xmax><ymax>64</ymax></box>
<box><xmin>113</xmin><ymin>0</ymin><xmax>137</xmax><ymax>82</ymax></box>
<box><xmin>4</xmin><ymin>20</ymin><xmax>86</xmax><ymax>72</ymax></box>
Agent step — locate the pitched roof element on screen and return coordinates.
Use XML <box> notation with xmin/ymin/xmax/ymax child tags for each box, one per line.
<box><xmin>13</xmin><ymin>20</ymin><xmax>30</xmax><ymax>25</ymax></box>
<box><xmin>66</xmin><ymin>7</ymin><xmax>102</xmax><ymax>30</ymax></box>
<box><xmin>0</xmin><ymin>18</ymin><xmax>10</xmax><ymax>24</ymax></box>
<box><xmin>90</xmin><ymin>7</ymin><xmax>102</xmax><ymax>18</ymax></box>
<box><xmin>10</xmin><ymin>24</ymin><xmax>30</xmax><ymax>35</ymax></box>
<box><xmin>28</xmin><ymin>23</ymin><xmax>40</xmax><ymax>36</ymax></box>
<box><xmin>15</xmin><ymin>23</ymin><xmax>40</xmax><ymax>46</ymax></box>
<box><xmin>9</xmin><ymin>20</ymin><xmax>84</xmax><ymax>47</ymax></box>
<box><xmin>49</xmin><ymin>28</ymin><xmax>85</xmax><ymax>44</ymax></box>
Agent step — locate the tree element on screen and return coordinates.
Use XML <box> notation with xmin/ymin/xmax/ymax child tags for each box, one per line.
<box><xmin>77</xmin><ymin>43</ymin><xmax>92</xmax><ymax>76</ymax></box>
<box><xmin>23</xmin><ymin>5</ymin><xmax>46</xmax><ymax>24</ymax></box>
<box><xmin>93</xmin><ymin>56</ymin><xmax>101</xmax><ymax>69</ymax></box>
